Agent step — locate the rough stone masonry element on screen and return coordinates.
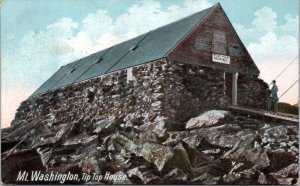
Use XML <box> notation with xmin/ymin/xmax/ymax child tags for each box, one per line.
<box><xmin>2</xmin><ymin>59</ymin><xmax>296</xmax><ymax>185</ymax></box>
<box><xmin>10</xmin><ymin>59</ymin><xmax>268</xmax><ymax>135</ymax></box>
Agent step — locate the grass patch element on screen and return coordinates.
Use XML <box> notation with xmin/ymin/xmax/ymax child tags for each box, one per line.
<box><xmin>278</xmin><ymin>102</ymin><xmax>299</xmax><ymax>115</ymax></box>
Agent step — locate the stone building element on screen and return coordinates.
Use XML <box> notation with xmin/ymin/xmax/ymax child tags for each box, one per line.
<box><xmin>13</xmin><ymin>3</ymin><xmax>268</xmax><ymax>130</ymax></box>
<box><xmin>4</xmin><ymin>4</ymin><xmax>298</xmax><ymax>185</ymax></box>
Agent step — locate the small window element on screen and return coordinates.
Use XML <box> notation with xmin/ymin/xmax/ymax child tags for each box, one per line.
<box><xmin>129</xmin><ymin>45</ymin><xmax>138</xmax><ymax>52</ymax></box>
<box><xmin>211</xmin><ymin>30</ymin><xmax>227</xmax><ymax>55</ymax></box>
<box><xmin>228</xmin><ymin>43</ymin><xmax>242</xmax><ymax>57</ymax></box>
<box><xmin>194</xmin><ymin>27</ymin><xmax>212</xmax><ymax>52</ymax></box>
<box><xmin>212</xmin><ymin>30</ymin><xmax>226</xmax><ymax>44</ymax></box>
<box><xmin>70</xmin><ymin>68</ymin><xmax>76</xmax><ymax>73</ymax></box>
<box><xmin>95</xmin><ymin>57</ymin><xmax>103</xmax><ymax>64</ymax></box>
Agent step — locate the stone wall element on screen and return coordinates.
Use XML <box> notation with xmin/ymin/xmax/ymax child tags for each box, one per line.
<box><xmin>237</xmin><ymin>75</ymin><xmax>270</xmax><ymax>109</ymax></box>
<box><xmin>12</xmin><ymin>59</ymin><xmax>268</xmax><ymax>135</ymax></box>
<box><xmin>13</xmin><ymin>59</ymin><xmax>173</xmax><ymax>140</ymax></box>
<box><xmin>164</xmin><ymin>63</ymin><xmax>225</xmax><ymax>127</ymax></box>
<box><xmin>12</xmin><ymin>59</ymin><xmax>230</xmax><ymax>135</ymax></box>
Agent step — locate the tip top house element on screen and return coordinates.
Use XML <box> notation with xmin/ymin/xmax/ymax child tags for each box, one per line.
<box><xmin>13</xmin><ymin>3</ymin><xmax>268</xmax><ymax>130</ymax></box>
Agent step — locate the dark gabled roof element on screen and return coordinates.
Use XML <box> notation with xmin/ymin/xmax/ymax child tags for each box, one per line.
<box><xmin>32</xmin><ymin>5</ymin><xmax>214</xmax><ymax>96</ymax></box>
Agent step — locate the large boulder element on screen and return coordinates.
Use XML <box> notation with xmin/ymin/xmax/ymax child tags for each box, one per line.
<box><xmin>186</xmin><ymin>110</ymin><xmax>230</xmax><ymax>129</ymax></box>
<box><xmin>1</xmin><ymin>108</ymin><xmax>298</xmax><ymax>184</ymax></box>
<box><xmin>109</xmin><ymin>133</ymin><xmax>192</xmax><ymax>174</ymax></box>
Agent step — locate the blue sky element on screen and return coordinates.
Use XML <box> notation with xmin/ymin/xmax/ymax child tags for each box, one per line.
<box><xmin>1</xmin><ymin>0</ymin><xmax>299</xmax><ymax>127</ymax></box>
<box><xmin>2</xmin><ymin>0</ymin><xmax>298</xmax><ymax>41</ymax></box>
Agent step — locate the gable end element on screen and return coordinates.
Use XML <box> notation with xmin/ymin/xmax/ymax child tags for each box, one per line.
<box><xmin>166</xmin><ymin>3</ymin><xmax>260</xmax><ymax>76</ymax></box>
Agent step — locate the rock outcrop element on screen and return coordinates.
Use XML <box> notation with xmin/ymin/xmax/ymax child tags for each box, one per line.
<box><xmin>2</xmin><ymin>109</ymin><xmax>298</xmax><ymax>184</ymax></box>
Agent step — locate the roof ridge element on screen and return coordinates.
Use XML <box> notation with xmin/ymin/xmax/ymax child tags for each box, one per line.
<box><xmin>149</xmin><ymin>5</ymin><xmax>215</xmax><ymax>35</ymax></box>
<box><xmin>163</xmin><ymin>5</ymin><xmax>217</xmax><ymax>57</ymax></box>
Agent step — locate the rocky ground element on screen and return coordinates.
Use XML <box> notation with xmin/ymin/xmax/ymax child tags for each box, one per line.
<box><xmin>1</xmin><ymin>110</ymin><xmax>299</xmax><ymax>184</ymax></box>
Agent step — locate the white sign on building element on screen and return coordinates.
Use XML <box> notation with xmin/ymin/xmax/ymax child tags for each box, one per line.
<box><xmin>212</xmin><ymin>53</ymin><xmax>230</xmax><ymax>64</ymax></box>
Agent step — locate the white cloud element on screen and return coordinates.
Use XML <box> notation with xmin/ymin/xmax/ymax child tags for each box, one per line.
<box><xmin>252</xmin><ymin>7</ymin><xmax>277</xmax><ymax>31</ymax></box>
<box><xmin>279</xmin><ymin>14</ymin><xmax>299</xmax><ymax>36</ymax></box>
<box><xmin>248</xmin><ymin>32</ymin><xmax>298</xmax><ymax>61</ymax></box>
<box><xmin>234</xmin><ymin>7</ymin><xmax>298</xmax><ymax>44</ymax></box>
<box><xmin>82</xmin><ymin>10</ymin><xmax>113</xmax><ymax>41</ymax></box>
<box><xmin>46</xmin><ymin>18</ymin><xmax>79</xmax><ymax>36</ymax></box>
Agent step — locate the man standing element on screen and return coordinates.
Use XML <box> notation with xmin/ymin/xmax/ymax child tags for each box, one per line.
<box><xmin>268</xmin><ymin>80</ymin><xmax>279</xmax><ymax>112</ymax></box>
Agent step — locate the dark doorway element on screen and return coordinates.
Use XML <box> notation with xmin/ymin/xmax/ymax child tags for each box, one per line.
<box><xmin>224</xmin><ymin>73</ymin><xmax>233</xmax><ymax>104</ymax></box>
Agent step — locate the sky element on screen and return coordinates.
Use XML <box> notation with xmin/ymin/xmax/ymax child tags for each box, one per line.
<box><xmin>1</xmin><ymin>0</ymin><xmax>299</xmax><ymax>128</ymax></box>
